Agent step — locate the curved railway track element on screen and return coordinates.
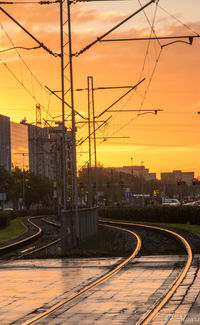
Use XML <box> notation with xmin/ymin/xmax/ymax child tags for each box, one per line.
<box><xmin>18</xmin><ymin>220</ymin><xmax>194</xmax><ymax>325</ymax></box>
<box><xmin>22</xmin><ymin>224</ymin><xmax>141</xmax><ymax>325</ymax></box>
<box><xmin>0</xmin><ymin>216</ymin><xmax>61</xmax><ymax>260</ymax></box>
<box><xmin>0</xmin><ymin>217</ymin><xmax>195</xmax><ymax>324</ymax></box>
<box><xmin>101</xmin><ymin>220</ymin><xmax>193</xmax><ymax>325</ymax></box>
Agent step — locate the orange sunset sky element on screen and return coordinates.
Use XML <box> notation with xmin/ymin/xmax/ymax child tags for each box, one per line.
<box><xmin>0</xmin><ymin>0</ymin><xmax>200</xmax><ymax>178</ymax></box>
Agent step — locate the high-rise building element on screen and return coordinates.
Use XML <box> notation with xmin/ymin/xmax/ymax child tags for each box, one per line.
<box><xmin>0</xmin><ymin>115</ymin><xmax>29</xmax><ymax>171</ymax></box>
<box><xmin>10</xmin><ymin>121</ymin><xmax>29</xmax><ymax>170</ymax></box>
<box><xmin>0</xmin><ymin>114</ymin><xmax>72</xmax><ymax>182</ymax></box>
<box><xmin>0</xmin><ymin>114</ymin><xmax>11</xmax><ymax>171</ymax></box>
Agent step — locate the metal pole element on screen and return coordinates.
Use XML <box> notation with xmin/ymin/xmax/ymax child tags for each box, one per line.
<box><xmin>60</xmin><ymin>0</ymin><xmax>67</xmax><ymax>210</ymax></box>
<box><xmin>67</xmin><ymin>0</ymin><xmax>79</xmax><ymax>243</ymax></box>
<box><xmin>91</xmin><ymin>77</ymin><xmax>98</xmax><ymax>205</ymax></box>
<box><xmin>141</xmin><ymin>161</ymin><xmax>144</xmax><ymax>207</ymax></box>
<box><xmin>87</xmin><ymin>77</ymin><xmax>92</xmax><ymax>207</ymax></box>
<box><xmin>22</xmin><ymin>153</ymin><xmax>25</xmax><ymax>210</ymax></box>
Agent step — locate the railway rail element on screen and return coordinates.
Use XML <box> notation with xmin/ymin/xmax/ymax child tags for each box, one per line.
<box><xmin>21</xmin><ymin>223</ymin><xmax>141</xmax><ymax>325</ymax></box>
<box><xmin>17</xmin><ymin>220</ymin><xmax>193</xmax><ymax>325</ymax></box>
<box><xmin>0</xmin><ymin>216</ymin><xmax>195</xmax><ymax>324</ymax></box>
<box><xmin>0</xmin><ymin>216</ymin><xmax>61</xmax><ymax>260</ymax></box>
<box><xmin>100</xmin><ymin>220</ymin><xmax>193</xmax><ymax>325</ymax></box>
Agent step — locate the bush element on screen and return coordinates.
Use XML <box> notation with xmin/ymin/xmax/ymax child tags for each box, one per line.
<box><xmin>12</xmin><ymin>208</ymin><xmax>56</xmax><ymax>218</ymax></box>
<box><xmin>0</xmin><ymin>211</ymin><xmax>10</xmax><ymax>228</ymax></box>
<box><xmin>99</xmin><ymin>206</ymin><xmax>200</xmax><ymax>224</ymax></box>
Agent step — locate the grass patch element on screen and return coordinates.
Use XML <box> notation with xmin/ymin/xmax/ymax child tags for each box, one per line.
<box><xmin>151</xmin><ymin>223</ymin><xmax>200</xmax><ymax>235</ymax></box>
<box><xmin>0</xmin><ymin>217</ymin><xmax>28</xmax><ymax>244</ymax></box>
<box><xmin>100</xmin><ymin>217</ymin><xmax>200</xmax><ymax>235</ymax></box>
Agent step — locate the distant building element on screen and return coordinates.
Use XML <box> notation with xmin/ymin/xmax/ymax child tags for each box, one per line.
<box><xmin>10</xmin><ymin>121</ymin><xmax>29</xmax><ymax>170</ymax></box>
<box><xmin>24</xmin><ymin>122</ymin><xmax>72</xmax><ymax>181</ymax></box>
<box><xmin>104</xmin><ymin>165</ymin><xmax>157</xmax><ymax>181</ymax></box>
<box><xmin>161</xmin><ymin>170</ymin><xmax>194</xmax><ymax>185</ymax></box>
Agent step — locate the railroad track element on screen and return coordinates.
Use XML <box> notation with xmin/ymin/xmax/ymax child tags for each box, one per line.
<box><xmin>17</xmin><ymin>220</ymin><xmax>194</xmax><ymax>325</ymax></box>
<box><xmin>100</xmin><ymin>220</ymin><xmax>193</xmax><ymax>325</ymax></box>
<box><xmin>20</xmin><ymin>223</ymin><xmax>141</xmax><ymax>325</ymax></box>
<box><xmin>0</xmin><ymin>216</ymin><xmax>61</xmax><ymax>260</ymax></box>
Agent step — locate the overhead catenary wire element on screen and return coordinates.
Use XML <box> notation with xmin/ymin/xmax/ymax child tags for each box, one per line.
<box><xmin>0</xmin><ymin>6</ymin><xmax>60</xmax><ymax>57</ymax></box>
<box><xmin>0</xmin><ymin>56</ymin><xmax>58</xmax><ymax>121</ymax></box>
<box><xmin>102</xmin><ymin>0</ymin><xmax>161</xmax><ymax>135</ymax></box>
<box><xmin>157</xmin><ymin>4</ymin><xmax>200</xmax><ymax>37</ymax></box>
<box><xmin>73</xmin><ymin>0</ymin><xmax>156</xmax><ymax>56</ymax></box>
<box><xmin>101</xmin><ymin>1</ymin><xmax>161</xmax><ymax>141</ymax></box>
<box><xmin>0</xmin><ymin>23</ymin><xmax>55</xmax><ymax>120</ymax></box>
<box><xmin>0</xmin><ymin>45</ymin><xmax>42</xmax><ymax>53</ymax></box>
<box><xmin>0</xmin><ymin>1</ymin><xmax>61</xmax><ymax>5</ymax></box>
<box><xmin>138</xmin><ymin>0</ymin><xmax>161</xmax><ymax>48</ymax></box>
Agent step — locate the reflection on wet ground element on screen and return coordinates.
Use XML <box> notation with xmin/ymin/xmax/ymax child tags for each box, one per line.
<box><xmin>0</xmin><ymin>256</ymin><xmax>187</xmax><ymax>324</ymax></box>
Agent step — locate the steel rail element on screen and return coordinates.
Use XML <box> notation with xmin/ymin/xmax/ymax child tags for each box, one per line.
<box><xmin>22</xmin><ymin>224</ymin><xmax>141</xmax><ymax>325</ymax></box>
<box><xmin>19</xmin><ymin>217</ymin><xmax>62</xmax><ymax>258</ymax></box>
<box><xmin>100</xmin><ymin>219</ymin><xmax>193</xmax><ymax>325</ymax></box>
<box><xmin>20</xmin><ymin>237</ymin><xmax>62</xmax><ymax>258</ymax></box>
<box><xmin>0</xmin><ymin>216</ymin><xmax>43</xmax><ymax>255</ymax></box>
<box><xmin>0</xmin><ymin>216</ymin><xmax>61</xmax><ymax>259</ymax></box>
<box><xmin>41</xmin><ymin>217</ymin><xmax>61</xmax><ymax>228</ymax></box>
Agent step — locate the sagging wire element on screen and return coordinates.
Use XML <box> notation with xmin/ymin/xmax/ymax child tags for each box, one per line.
<box><xmin>138</xmin><ymin>0</ymin><xmax>161</xmax><ymax>48</ymax></box>
<box><xmin>157</xmin><ymin>4</ymin><xmax>200</xmax><ymax>37</ymax></box>
<box><xmin>0</xmin><ymin>45</ymin><xmax>42</xmax><ymax>53</ymax></box>
<box><xmin>98</xmin><ymin>2</ymin><xmax>162</xmax><ymax>143</ymax></box>
<box><xmin>0</xmin><ymin>53</ymin><xmax>54</xmax><ymax>123</ymax></box>
<box><xmin>161</xmin><ymin>36</ymin><xmax>194</xmax><ymax>49</ymax></box>
<box><xmin>0</xmin><ymin>1</ymin><xmax>61</xmax><ymax>5</ymax></box>
<box><xmin>137</xmin><ymin>0</ymin><xmax>161</xmax><ymax>88</ymax></box>
<box><xmin>139</xmin><ymin>47</ymin><xmax>162</xmax><ymax>112</ymax></box>
<box><xmin>0</xmin><ymin>6</ymin><xmax>60</xmax><ymax>57</ymax></box>
<box><xmin>109</xmin><ymin>0</ymin><xmax>161</xmax><ymax>130</ymax></box>
<box><xmin>73</xmin><ymin>0</ymin><xmax>156</xmax><ymax>57</ymax></box>
<box><xmin>0</xmin><ymin>23</ymin><xmax>55</xmax><ymax>120</ymax></box>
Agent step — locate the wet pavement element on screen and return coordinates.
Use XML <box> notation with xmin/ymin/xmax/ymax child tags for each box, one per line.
<box><xmin>0</xmin><ymin>255</ymin><xmax>198</xmax><ymax>324</ymax></box>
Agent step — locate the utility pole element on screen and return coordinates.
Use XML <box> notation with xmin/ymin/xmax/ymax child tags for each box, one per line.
<box><xmin>67</xmin><ymin>0</ymin><xmax>78</xmax><ymax>212</ymax></box>
<box><xmin>87</xmin><ymin>76</ymin><xmax>93</xmax><ymax>207</ymax></box>
<box><xmin>60</xmin><ymin>0</ymin><xmax>67</xmax><ymax>211</ymax></box>
<box><xmin>59</xmin><ymin>0</ymin><xmax>79</xmax><ymax>245</ymax></box>
<box><xmin>141</xmin><ymin>161</ymin><xmax>144</xmax><ymax>207</ymax></box>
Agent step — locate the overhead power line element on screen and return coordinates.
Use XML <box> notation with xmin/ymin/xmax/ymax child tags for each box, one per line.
<box><xmin>100</xmin><ymin>35</ymin><xmax>199</xmax><ymax>44</ymax></box>
<box><xmin>0</xmin><ymin>45</ymin><xmax>42</xmax><ymax>53</ymax></box>
<box><xmin>73</xmin><ymin>0</ymin><xmax>157</xmax><ymax>56</ymax></box>
<box><xmin>0</xmin><ymin>6</ymin><xmax>60</xmax><ymax>57</ymax></box>
<box><xmin>0</xmin><ymin>1</ymin><xmax>60</xmax><ymax>4</ymax></box>
<box><xmin>96</xmin><ymin>78</ymin><xmax>145</xmax><ymax>119</ymax></box>
<box><xmin>0</xmin><ymin>23</ymin><xmax>55</xmax><ymax>120</ymax></box>
<box><xmin>157</xmin><ymin>4</ymin><xmax>200</xmax><ymax>37</ymax></box>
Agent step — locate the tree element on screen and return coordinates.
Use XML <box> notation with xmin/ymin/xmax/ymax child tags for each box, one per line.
<box><xmin>0</xmin><ymin>165</ymin><xmax>12</xmax><ymax>193</ymax></box>
<box><xmin>25</xmin><ymin>173</ymin><xmax>53</xmax><ymax>209</ymax></box>
<box><xmin>0</xmin><ymin>165</ymin><xmax>12</xmax><ymax>206</ymax></box>
<box><xmin>9</xmin><ymin>167</ymin><xmax>53</xmax><ymax>210</ymax></box>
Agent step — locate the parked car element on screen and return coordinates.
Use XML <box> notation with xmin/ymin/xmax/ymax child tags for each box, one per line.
<box><xmin>162</xmin><ymin>199</ymin><xmax>181</xmax><ymax>206</ymax></box>
<box><xmin>183</xmin><ymin>201</ymin><xmax>200</xmax><ymax>206</ymax></box>
<box><xmin>3</xmin><ymin>208</ymin><xmax>14</xmax><ymax>211</ymax></box>
<box><xmin>3</xmin><ymin>208</ymin><xmax>14</xmax><ymax>218</ymax></box>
